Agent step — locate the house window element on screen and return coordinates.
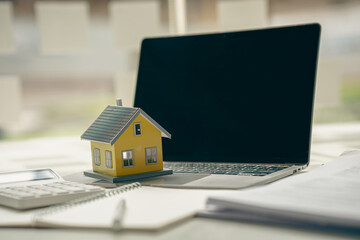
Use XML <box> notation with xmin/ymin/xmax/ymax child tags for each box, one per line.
<box><xmin>134</xmin><ymin>122</ymin><xmax>142</xmax><ymax>136</ymax></box>
<box><xmin>105</xmin><ymin>150</ymin><xmax>113</xmax><ymax>168</ymax></box>
<box><xmin>122</xmin><ymin>150</ymin><xmax>134</xmax><ymax>167</ymax></box>
<box><xmin>93</xmin><ymin>148</ymin><xmax>100</xmax><ymax>166</ymax></box>
<box><xmin>145</xmin><ymin>147</ymin><xmax>157</xmax><ymax>164</ymax></box>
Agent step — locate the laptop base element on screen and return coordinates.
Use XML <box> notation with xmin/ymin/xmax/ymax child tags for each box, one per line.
<box><xmin>139</xmin><ymin>164</ymin><xmax>302</xmax><ymax>189</ymax></box>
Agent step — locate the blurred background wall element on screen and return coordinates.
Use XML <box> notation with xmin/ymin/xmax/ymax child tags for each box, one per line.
<box><xmin>0</xmin><ymin>0</ymin><xmax>359</xmax><ymax>140</ymax></box>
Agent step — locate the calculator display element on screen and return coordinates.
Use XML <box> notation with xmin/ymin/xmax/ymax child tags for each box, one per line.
<box><xmin>0</xmin><ymin>169</ymin><xmax>59</xmax><ymax>184</ymax></box>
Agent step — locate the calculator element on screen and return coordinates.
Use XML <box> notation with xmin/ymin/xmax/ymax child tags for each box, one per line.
<box><xmin>0</xmin><ymin>168</ymin><xmax>105</xmax><ymax>210</ymax></box>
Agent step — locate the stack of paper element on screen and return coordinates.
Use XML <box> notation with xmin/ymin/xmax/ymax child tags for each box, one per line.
<box><xmin>201</xmin><ymin>151</ymin><xmax>360</xmax><ymax>232</ymax></box>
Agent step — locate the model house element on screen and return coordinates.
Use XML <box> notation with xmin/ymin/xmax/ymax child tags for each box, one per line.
<box><xmin>81</xmin><ymin>99</ymin><xmax>171</xmax><ymax>178</ymax></box>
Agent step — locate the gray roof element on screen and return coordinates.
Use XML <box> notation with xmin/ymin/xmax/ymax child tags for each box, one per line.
<box><xmin>81</xmin><ymin>105</ymin><xmax>171</xmax><ymax>145</ymax></box>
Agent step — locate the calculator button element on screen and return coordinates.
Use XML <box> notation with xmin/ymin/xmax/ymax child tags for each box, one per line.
<box><xmin>1</xmin><ymin>189</ymin><xmax>34</xmax><ymax>199</ymax></box>
<box><xmin>60</xmin><ymin>186</ymin><xmax>84</xmax><ymax>192</ymax></box>
<box><xmin>66</xmin><ymin>183</ymin><xmax>97</xmax><ymax>189</ymax></box>
<box><xmin>82</xmin><ymin>185</ymin><xmax>103</xmax><ymax>191</ymax></box>
<box><xmin>47</xmin><ymin>188</ymin><xmax>69</xmax><ymax>194</ymax></box>
<box><xmin>15</xmin><ymin>193</ymin><xmax>34</xmax><ymax>199</ymax></box>
<box><xmin>33</xmin><ymin>190</ymin><xmax>53</xmax><ymax>196</ymax></box>
<box><xmin>9</xmin><ymin>187</ymin><xmax>33</xmax><ymax>193</ymax></box>
<box><xmin>36</xmin><ymin>186</ymin><xmax>68</xmax><ymax>195</ymax></box>
<box><xmin>47</xmin><ymin>183</ymin><xmax>85</xmax><ymax>192</ymax></box>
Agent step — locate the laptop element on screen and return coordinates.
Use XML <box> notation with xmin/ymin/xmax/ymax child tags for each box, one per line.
<box><xmin>134</xmin><ymin>23</ymin><xmax>321</xmax><ymax>189</ymax></box>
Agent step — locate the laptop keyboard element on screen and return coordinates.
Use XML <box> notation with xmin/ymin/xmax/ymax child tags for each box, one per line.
<box><xmin>164</xmin><ymin>162</ymin><xmax>291</xmax><ymax>176</ymax></box>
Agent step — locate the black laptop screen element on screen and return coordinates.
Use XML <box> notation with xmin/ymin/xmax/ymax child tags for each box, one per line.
<box><xmin>135</xmin><ymin>24</ymin><xmax>321</xmax><ymax>164</ymax></box>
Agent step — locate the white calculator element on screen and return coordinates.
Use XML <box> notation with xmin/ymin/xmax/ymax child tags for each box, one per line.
<box><xmin>0</xmin><ymin>168</ymin><xmax>105</xmax><ymax>210</ymax></box>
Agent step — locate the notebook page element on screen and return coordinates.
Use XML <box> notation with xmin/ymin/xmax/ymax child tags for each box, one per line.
<box><xmin>0</xmin><ymin>206</ymin><xmax>34</xmax><ymax>227</ymax></box>
<box><xmin>36</xmin><ymin>186</ymin><xmax>223</xmax><ymax>230</ymax></box>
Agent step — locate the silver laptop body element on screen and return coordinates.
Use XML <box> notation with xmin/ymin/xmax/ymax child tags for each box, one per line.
<box><xmin>134</xmin><ymin>24</ymin><xmax>321</xmax><ymax>189</ymax></box>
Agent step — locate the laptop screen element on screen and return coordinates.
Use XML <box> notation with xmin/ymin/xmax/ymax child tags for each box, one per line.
<box><xmin>134</xmin><ymin>24</ymin><xmax>321</xmax><ymax>165</ymax></box>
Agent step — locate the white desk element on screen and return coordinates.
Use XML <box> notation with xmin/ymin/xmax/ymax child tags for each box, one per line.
<box><xmin>1</xmin><ymin>123</ymin><xmax>360</xmax><ymax>239</ymax></box>
<box><xmin>0</xmin><ymin>218</ymin><xmax>359</xmax><ymax>240</ymax></box>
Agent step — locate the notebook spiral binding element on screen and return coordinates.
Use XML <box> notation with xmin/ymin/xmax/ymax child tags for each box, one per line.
<box><xmin>33</xmin><ymin>182</ymin><xmax>141</xmax><ymax>224</ymax></box>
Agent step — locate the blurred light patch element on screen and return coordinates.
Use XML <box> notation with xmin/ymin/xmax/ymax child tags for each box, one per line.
<box><xmin>114</xmin><ymin>72</ymin><xmax>137</xmax><ymax>107</ymax></box>
<box><xmin>0</xmin><ymin>2</ymin><xmax>15</xmax><ymax>54</ymax></box>
<box><xmin>314</xmin><ymin>59</ymin><xmax>341</xmax><ymax>107</ymax></box>
<box><xmin>342</xmin><ymin>80</ymin><xmax>360</xmax><ymax>103</ymax></box>
<box><xmin>217</xmin><ymin>0</ymin><xmax>268</xmax><ymax>31</ymax></box>
<box><xmin>109</xmin><ymin>0</ymin><xmax>162</xmax><ymax>51</ymax></box>
<box><xmin>35</xmin><ymin>1</ymin><xmax>90</xmax><ymax>55</ymax></box>
<box><xmin>0</xmin><ymin>75</ymin><xmax>22</xmax><ymax>129</ymax></box>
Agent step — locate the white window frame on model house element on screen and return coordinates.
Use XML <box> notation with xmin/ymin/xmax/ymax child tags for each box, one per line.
<box><xmin>93</xmin><ymin>148</ymin><xmax>100</xmax><ymax>165</ymax></box>
<box><xmin>134</xmin><ymin>122</ymin><xmax>142</xmax><ymax>136</ymax></box>
<box><xmin>145</xmin><ymin>147</ymin><xmax>157</xmax><ymax>164</ymax></box>
<box><xmin>105</xmin><ymin>150</ymin><xmax>113</xmax><ymax>168</ymax></box>
<box><xmin>122</xmin><ymin>150</ymin><xmax>135</xmax><ymax>167</ymax></box>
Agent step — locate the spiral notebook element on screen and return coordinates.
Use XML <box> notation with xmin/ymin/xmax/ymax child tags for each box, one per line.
<box><xmin>1</xmin><ymin>182</ymin><xmax>222</xmax><ymax>231</ymax></box>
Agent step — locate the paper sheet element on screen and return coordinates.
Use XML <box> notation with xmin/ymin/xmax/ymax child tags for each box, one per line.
<box><xmin>206</xmin><ymin>150</ymin><xmax>360</xmax><ymax>228</ymax></box>
<box><xmin>0</xmin><ymin>186</ymin><xmax>231</xmax><ymax>230</ymax></box>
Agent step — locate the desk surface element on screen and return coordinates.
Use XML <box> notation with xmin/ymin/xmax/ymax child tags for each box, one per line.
<box><xmin>1</xmin><ymin>123</ymin><xmax>360</xmax><ymax>239</ymax></box>
<box><xmin>0</xmin><ymin>218</ymin><xmax>359</xmax><ymax>240</ymax></box>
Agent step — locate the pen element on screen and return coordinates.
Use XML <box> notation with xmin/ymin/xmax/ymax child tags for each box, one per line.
<box><xmin>112</xmin><ymin>199</ymin><xmax>126</xmax><ymax>232</ymax></box>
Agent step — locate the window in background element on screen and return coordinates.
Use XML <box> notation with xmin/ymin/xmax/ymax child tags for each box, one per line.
<box><xmin>0</xmin><ymin>0</ymin><xmax>359</xmax><ymax>141</ymax></box>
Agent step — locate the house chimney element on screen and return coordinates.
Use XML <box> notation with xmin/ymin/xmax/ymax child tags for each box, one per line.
<box><xmin>116</xmin><ymin>98</ymin><xmax>122</xmax><ymax>106</ymax></box>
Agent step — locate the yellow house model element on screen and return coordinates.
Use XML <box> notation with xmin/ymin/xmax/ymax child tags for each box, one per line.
<box><xmin>81</xmin><ymin>99</ymin><xmax>171</xmax><ymax>182</ymax></box>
